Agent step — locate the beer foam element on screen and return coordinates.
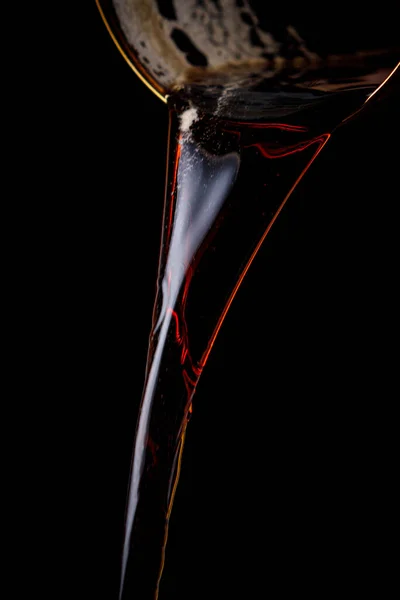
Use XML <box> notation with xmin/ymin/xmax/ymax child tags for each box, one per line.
<box><xmin>179</xmin><ymin>107</ymin><xmax>198</xmax><ymax>135</ymax></box>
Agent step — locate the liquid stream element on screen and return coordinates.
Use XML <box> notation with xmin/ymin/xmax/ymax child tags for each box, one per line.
<box><xmin>118</xmin><ymin>67</ymin><xmax>398</xmax><ymax>599</ymax></box>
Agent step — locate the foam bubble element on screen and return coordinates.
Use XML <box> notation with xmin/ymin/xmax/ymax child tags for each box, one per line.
<box><xmin>179</xmin><ymin>107</ymin><xmax>199</xmax><ymax>135</ymax></box>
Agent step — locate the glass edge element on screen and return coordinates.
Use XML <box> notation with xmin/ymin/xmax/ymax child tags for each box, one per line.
<box><xmin>95</xmin><ymin>0</ymin><xmax>167</xmax><ymax>104</ymax></box>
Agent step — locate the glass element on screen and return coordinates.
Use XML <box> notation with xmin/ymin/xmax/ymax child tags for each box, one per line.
<box><xmin>95</xmin><ymin>2</ymin><xmax>399</xmax><ymax>598</ymax></box>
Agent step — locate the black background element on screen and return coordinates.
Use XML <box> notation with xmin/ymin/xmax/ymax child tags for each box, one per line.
<box><xmin>38</xmin><ymin>5</ymin><xmax>399</xmax><ymax>598</ymax></box>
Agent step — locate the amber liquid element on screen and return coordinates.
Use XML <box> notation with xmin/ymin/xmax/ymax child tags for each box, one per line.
<box><xmin>114</xmin><ymin>73</ymin><xmax>400</xmax><ymax>599</ymax></box>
